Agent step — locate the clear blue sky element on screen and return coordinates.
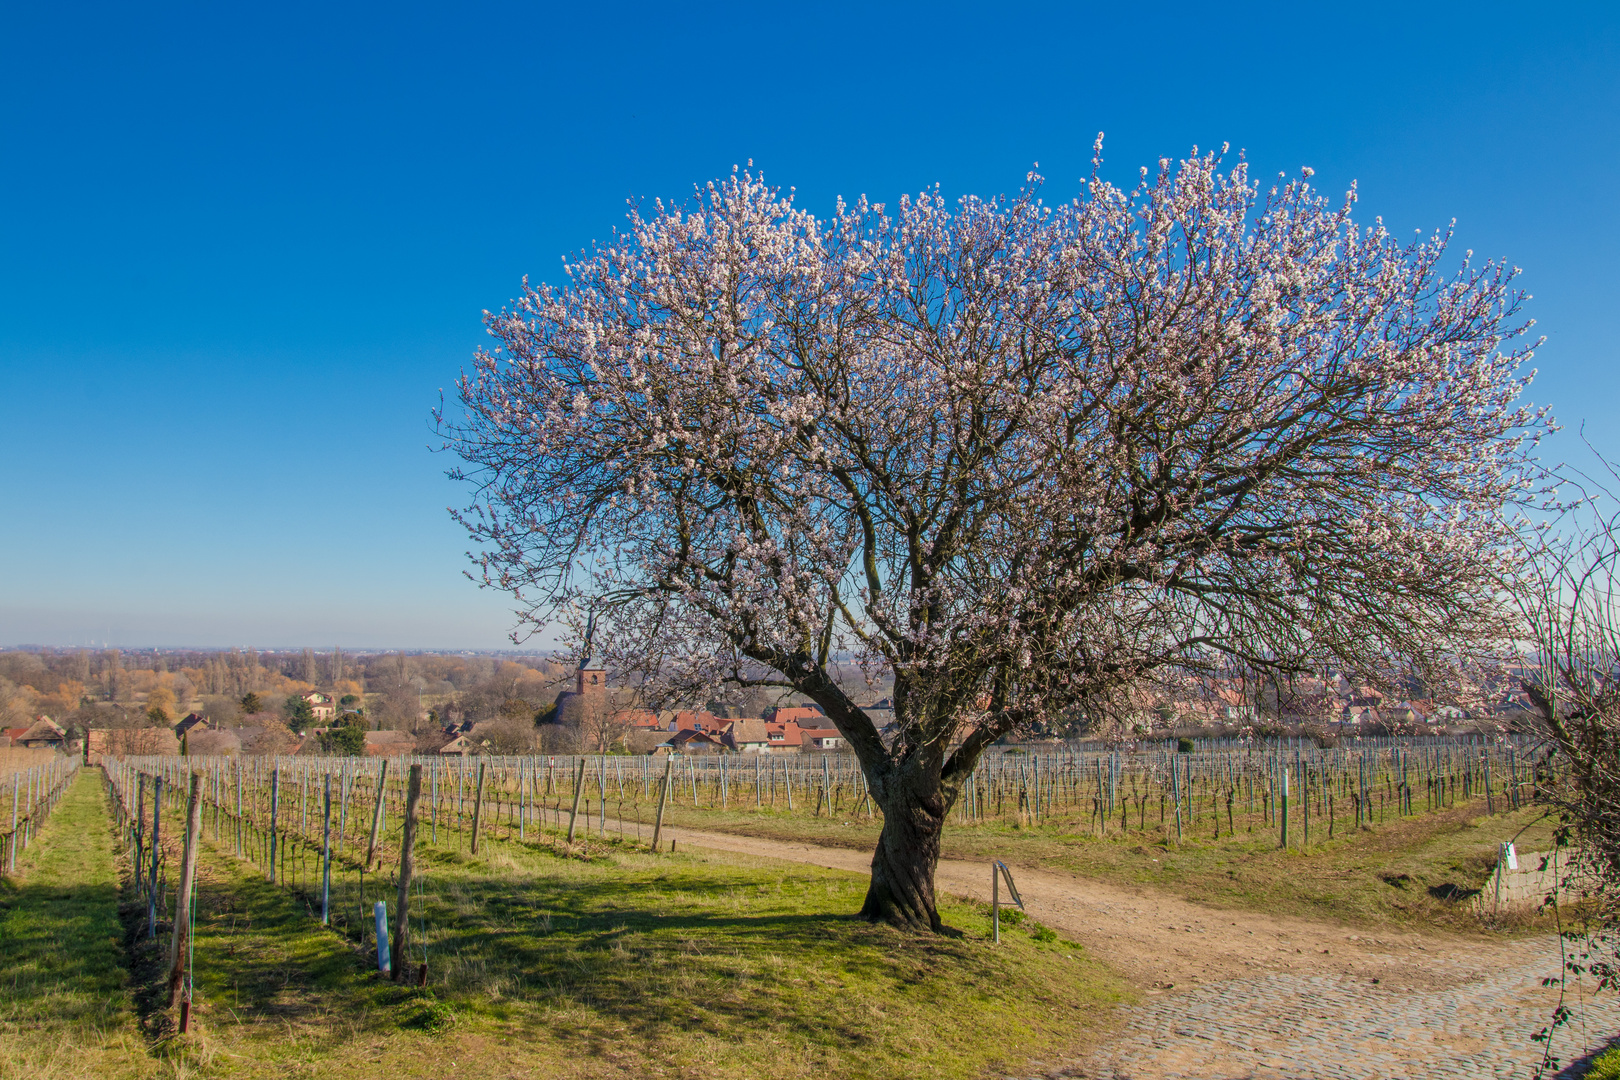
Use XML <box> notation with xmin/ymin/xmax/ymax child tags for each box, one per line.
<box><xmin>1</xmin><ymin>1</ymin><xmax>1615</xmax><ymax>650</ymax></box>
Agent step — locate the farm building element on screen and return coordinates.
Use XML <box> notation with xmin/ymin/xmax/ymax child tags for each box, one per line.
<box><xmin>15</xmin><ymin>717</ymin><xmax>67</xmax><ymax>750</ymax></box>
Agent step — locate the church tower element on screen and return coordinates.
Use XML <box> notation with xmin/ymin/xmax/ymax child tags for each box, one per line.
<box><xmin>577</xmin><ymin>654</ymin><xmax>606</xmax><ymax>698</ymax></box>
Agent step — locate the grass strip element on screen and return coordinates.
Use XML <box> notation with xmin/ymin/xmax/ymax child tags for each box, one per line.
<box><xmin>0</xmin><ymin>770</ymin><xmax>150</xmax><ymax>1080</ymax></box>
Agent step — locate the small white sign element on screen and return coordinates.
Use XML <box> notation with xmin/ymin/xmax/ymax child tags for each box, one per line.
<box><xmin>1503</xmin><ymin>842</ymin><xmax>1519</xmax><ymax>871</ymax></box>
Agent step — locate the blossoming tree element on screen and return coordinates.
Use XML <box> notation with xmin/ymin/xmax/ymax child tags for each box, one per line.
<box><xmin>443</xmin><ymin>147</ymin><xmax>1546</xmax><ymax>930</ymax></box>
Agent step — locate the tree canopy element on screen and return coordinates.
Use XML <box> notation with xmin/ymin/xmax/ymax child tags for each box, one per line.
<box><xmin>318</xmin><ymin>715</ymin><xmax>367</xmax><ymax>756</ymax></box>
<box><xmin>283</xmin><ymin>694</ymin><xmax>315</xmax><ymax>734</ymax></box>
<box><xmin>445</xmin><ymin>147</ymin><xmax>1546</xmax><ymax>928</ymax></box>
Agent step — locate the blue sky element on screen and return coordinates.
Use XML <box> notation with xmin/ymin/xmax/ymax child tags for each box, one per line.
<box><xmin>1</xmin><ymin>1</ymin><xmax>1616</xmax><ymax>650</ymax></box>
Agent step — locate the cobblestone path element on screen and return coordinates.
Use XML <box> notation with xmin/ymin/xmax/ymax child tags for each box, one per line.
<box><xmin>1067</xmin><ymin>935</ymin><xmax>1618</xmax><ymax>1080</ymax></box>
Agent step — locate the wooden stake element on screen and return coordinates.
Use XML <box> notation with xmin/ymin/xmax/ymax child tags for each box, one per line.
<box><xmin>393</xmin><ymin>765</ymin><xmax>421</xmax><ymax>981</ymax></box>
<box><xmin>1280</xmin><ymin>768</ymin><xmax>1290</xmax><ymax>849</ymax></box>
<box><xmin>470</xmin><ymin>761</ymin><xmax>487</xmax><ymax>854</ymax></box>
<box><xmin>366</xmin><ymin>760</ymin><xmax>390</xmax><ymax>869</ymax></box>
<box><xmin>148</xmin><ymin>775</ymin><xmax>162</xmax><ymax>939</ymax></box>
<box><xmin>650</xmin><ymin>757</ymin><xmax>673</xmax><ymax>852</ymax></box>
<box><xmin>321</xmin><ymin>774</ymin><xmax>332</xmax><ymax>925</ymax></box>
<box><xmin>565</xmin><ymin>759</ymin><xmax>586</xmax><ymax>843</ymax></box>
<box><xmin>268</xmin><ymin>767</ymin><xmax>279</xmax><ymax>883</ymax></box>
<box><xmin>167</xmin><ymin>773</ymin><xmax>203</xmax><ymax>1012</ymax></box>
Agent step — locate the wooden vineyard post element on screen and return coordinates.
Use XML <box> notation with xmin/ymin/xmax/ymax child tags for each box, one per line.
<box><xmin>268</xmin><ymin>766</ymin><xmax>280</xmax><ymax>883</ymax></box>
<box><xmin>393</xmin><ymin>765</ymin><xmax>422</xmax><ymax>982</ymax></box>
<box><xmin>167</xmin><ymin>773</ymin><xmax>203</xmax><ymax>1021</ymax></box>
<box><xmin>573</xmin><ymin>757</ymin><xmax>592</xmax><ymax>841</ymax></box>
<box><xmin>338</xmin><ymin>767</ymin><xmax>351</xmax><ymax>853</ymax></box>
<box><xmin>1280</xmin><ymin>768</ymin><xmax>1289</xmax><ymax>849</ymax></box>
<box><xmin>470</xmin><ymin>761</ymin><xmax>487</xmax><ymax>854</ymax></box>
<box><xmin>148</xmin><ymin>775</ymin><xmax>162</xmax><ymax>939</ymax></box>
<box><xmin>135</xmin><ymin>774</ymin><xmax>146</xmax><ymax>888</ymax></box>
<box><xmin>8</xmin><ymin>773</ymin><xmax>17</xmax><ymax>874</ymax></box>
<box><xmin>1169</xmin><ymin>760</ymin><xmax>1182</xmax><ymax>845</ymax></box>
<box><xmin>1301</xmin><ymin>765</ymin><xmax>1310</xmax><ymax>846</ymax></box>
<box><xmin>321</xmin><ymin>774</ymin><xmax>332</xmax><ymax>925</ymax></box>
<box><xmin>366</xmin><ymin>760</ymin><xmax>390</xmax><ymax>869</ymax></box>
<box><xmin>651</xmin><ymin>757</ymin><xmax>674</xmax><ymax>853</ymax></box>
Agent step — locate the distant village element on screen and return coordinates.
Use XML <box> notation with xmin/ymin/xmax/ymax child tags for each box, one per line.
<box><xmin>0</xmin><ymin>640</ymin><xmax>1544</xmax><ymax>763</ymax></box>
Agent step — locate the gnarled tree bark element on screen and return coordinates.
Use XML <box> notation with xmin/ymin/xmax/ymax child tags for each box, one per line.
<box><xmin>861</xmin><ymin>776</ymin><xmax>949</xmax><ymax>930</ymax></box>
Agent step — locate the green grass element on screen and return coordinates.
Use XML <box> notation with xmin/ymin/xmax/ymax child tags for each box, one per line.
<box><xmin>1586</xmin><ymin>1045</ymin><xmax>1620</xmax><ymax>1080</ymax></box>
<box><xmin>2</xmin><ymin>771</ymin><xmax>1131</xmax><ymax>1080</ymax></box>
<box><xmin>654</xmin><ymin>795</ymin><xmax>1562</xmax><ymax>933</ymax></box>
<box><xmin>152</xmin><ymin>793</ymin><xmax>1131</xmax><ymax>1079</ymax></box>
<box><xmin>29</xmin><ymin>766</ymin><xmax>1558</xmax><ymax>1080</ymax></box>
<box><xmin>0</xmin><ymin>771</ymin><xmax>150</xmax><ymax>1080</ymax></box>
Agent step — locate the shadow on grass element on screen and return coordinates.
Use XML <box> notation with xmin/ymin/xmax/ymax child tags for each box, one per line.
<box><xmin>150</xmin><ymin>821</ymin><xmax>1119</xmax><ymax>1080</ymax></box>
<box><xmin>184</xmin><ymin>846</ymin><xmax>391</xmax><ymax>1027</ymax></box>
<box><xmin>21</xmin><ymin>775</ymin><xmax>1097</xmax><ymax>1079</ymax></box>
<box><xmin>0</xmin><ymin>771</ymin><xmax>140</xmax><ymax>1041</ymax></box>
<box><xmin>0</xmin><ymin>875</ymin><xmax>131</xmax><ymax>1030</ymax></box>
<box><xmin>317</xmin><ymin>842</ymin><xmax>1096</xmax><ymax>1063</ymax></box>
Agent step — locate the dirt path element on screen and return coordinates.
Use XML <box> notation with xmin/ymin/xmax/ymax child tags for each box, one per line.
<box><xmin>647</xmin><ymin>818</ymin><xmax>1471</xmax><ymax>989</ymax></box>
<box><xmin>647</xmin><ymin>819</ymin><xmax>1620</xmax><ymax>1079</ymax></box>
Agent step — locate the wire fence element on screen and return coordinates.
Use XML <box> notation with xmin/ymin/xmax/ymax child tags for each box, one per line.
<box><xmin>1</xmin><ymin>756</ymin><xmax>80</xmax><ymax>874</ymax></box>
<box><xmin>108</xmin><ymin>731</ymin><xmax>1546</xmax><ymax>863</ymax></box>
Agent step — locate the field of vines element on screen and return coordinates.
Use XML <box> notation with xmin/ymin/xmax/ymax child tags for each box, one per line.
<box><xmin>98</xmin><ymin>747</ymin><xmax>1122</xmax><ymax>1066</ymax></box>
<box><xmin>0</xmin><ymin>755</ymin><xmax>78</xmax><ymax>874</ymax></box>
<box><xmin>107</xmin><ymin>732</ymin><xmax>1543</xmax><ymax>921</ymax></box>
<box><xmin>60</xmin><ymin>735</ymin><xmax>1563</xmax><ymax>1078</ymax></box>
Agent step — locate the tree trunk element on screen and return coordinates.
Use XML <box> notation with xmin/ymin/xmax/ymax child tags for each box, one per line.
<box><xmin>860</xmin><ymin>780</ymin><xmax>947</xmax><ymax>931</ymax></box>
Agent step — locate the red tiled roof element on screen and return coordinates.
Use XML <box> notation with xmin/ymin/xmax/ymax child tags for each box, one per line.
<box><xmin>771</xmin><ymin>706</ymin><xmax>825</xmax><ymax>725</ymax></box>
<box><xmin>617</xmin><ymin>708</ymin><xmax>662</xmax><ymax>728</ymax></box>
<box><xmin>765</xmin><ymin>722</ymin><xmax>802</xmax><ymax>746</ymax></box>
<box><xmin>671</xmin><ymin>710</ymin><xmax>723</xmax><ymax>732</ymax></box>
<box><xmin>669</xmin><ymin>728</ymin><xmax>723</xmax><ymax>746</ymax></box>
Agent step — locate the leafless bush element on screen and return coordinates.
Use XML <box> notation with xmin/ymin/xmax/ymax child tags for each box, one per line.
<box><xmin>1523</xmin><ymin>544</ymin><xmax>1620</xmax><ymax>893</ymax></box>
<box><xmin>1518</xmin><ymin>457</ymin><xmax>1620</xmax><ymax>1074</ymax></box>
<box><xmin>0</xmin><ymin>746</ymin><xmax>56</xmax><ymax>771</ymax></box>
